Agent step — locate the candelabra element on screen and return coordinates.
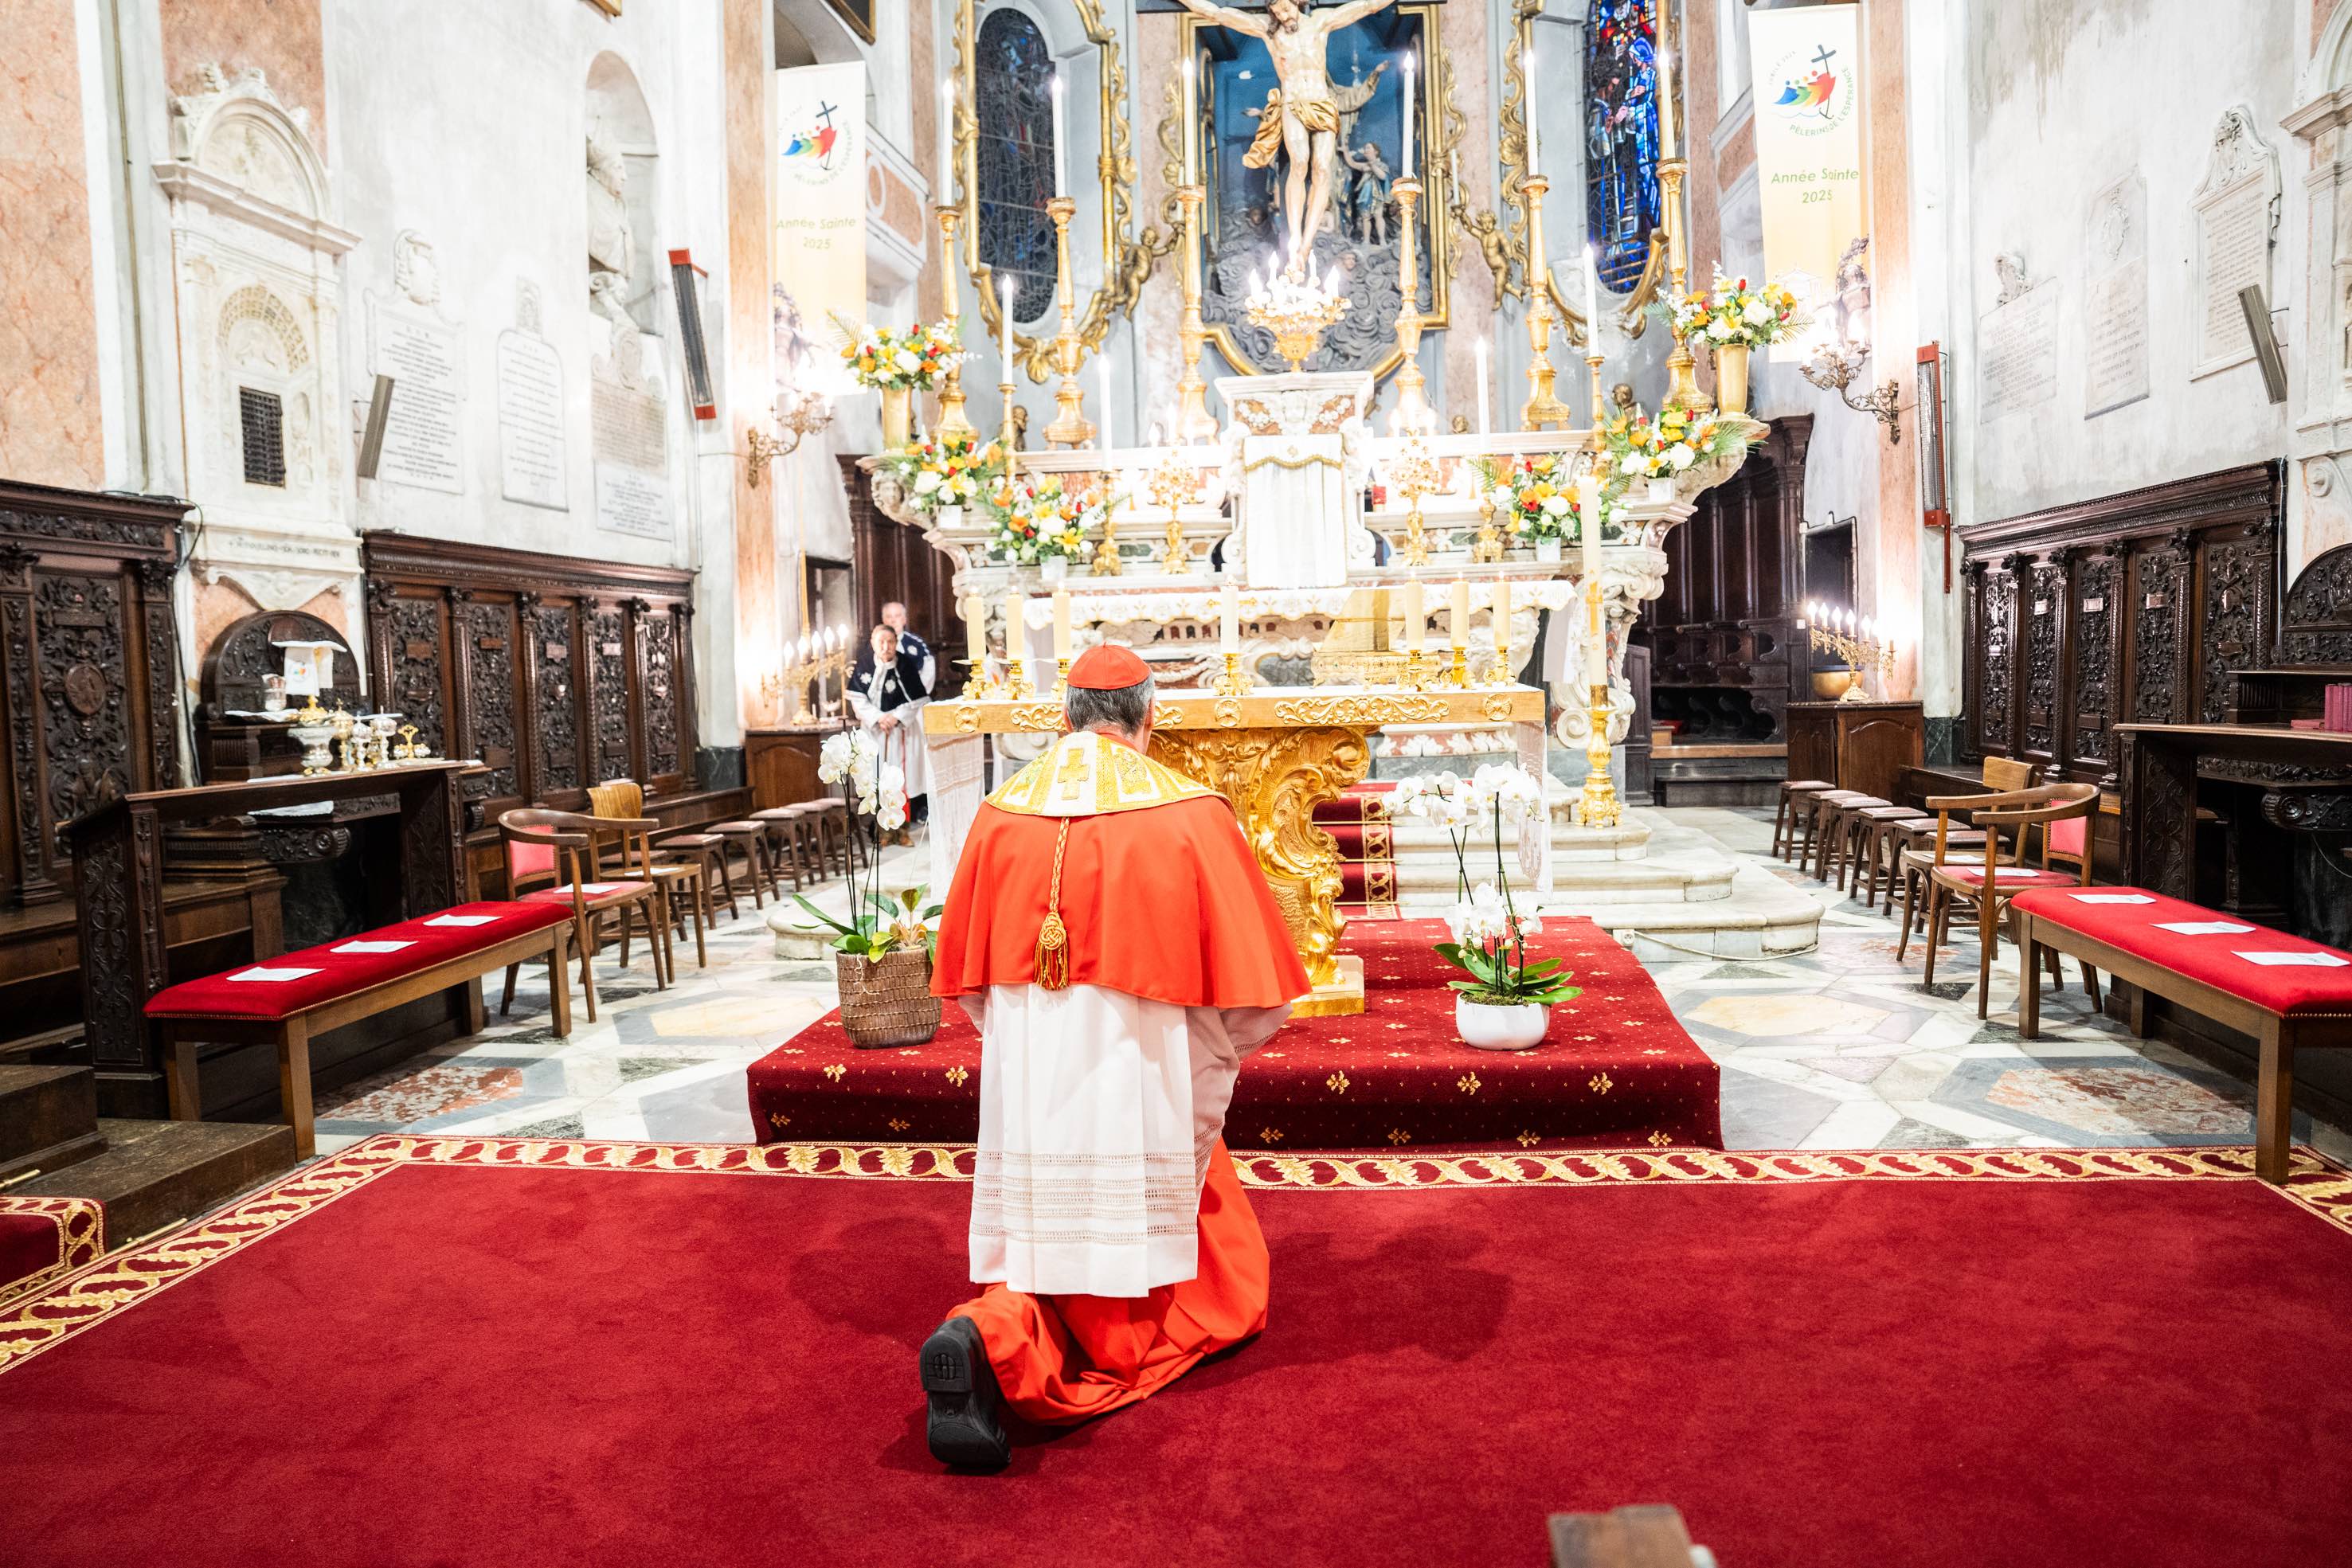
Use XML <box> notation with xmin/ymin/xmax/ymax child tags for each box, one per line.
<box><xmin>1801</xmin><ymin>338</ymin><xmax>1906</xmax><ymax>446</ymax></box>
<box><xmin>1147</xmin><ymin>449</ymin><xmax>1200</xmax><ymax>573</ymax></box>
<box><xmin>933</xmin><ymin>205</ymin><xmax>976</xmax><ymax>438</ymax></box>
<box><xmin>1092</xmin><ymin>491</ymin><xmax>1123</xmax><ymax>576</ymax></box>
<box><xmin>1803</xmin><ymin>604</ymin><xmax>1899</xmax><ymax>702</ymax></box>
<box><xmin>1244</xmin><ymin>272</ymin><xmax>1348</xmax><ymax>373</ymax></box>
<box><xmin>1384</xmin><ymin>436</ymin><xmax>1443</xmax><ymax>568</ymax></box>
<box><xmin>1656</xmin><ymin>157</ymin><xmax>1712</xmax><ymax>415</ymax></box>
<box><xmin>765</xmin><ymin>628</ymin><xmax>852</xmax><ymax>725</ymax></box>
<box><xmin>1175</xmin><ymin>184</ymin><xmax>1218</xmax><ymax>443</ymax></box>
<box><xmin>1211</xmin><ymin>649</ymin><xmax>1251</xmax><ymax>698</ymax></box>
<box><xmin>1387</xmin><ymin>177</ymin><xmax>1431</xmax><ymax>434</ymax></box>
<box><xmin>1471</xmin><ymin>495</ymin><xmax>1505</xmax><ymax>565</ymax></box>
<box><xmin>746</xmin><ymin>387</ymin><xmax>834</xmax><ymax>489</ymax></box>
<box><xmin>1042</xmin><ymin>197</ymin><xmax>1094</xmax><ymax>448</ymax></box>
<box><xmin>1575</xmin><ymin>576</ymin><xmax>1622</xmax><ymax>830</ymax></box>
<box><xmin>1517</xmin><ymin>175</ymin><xmax>1573</xmax><ymax>429</ymax></box>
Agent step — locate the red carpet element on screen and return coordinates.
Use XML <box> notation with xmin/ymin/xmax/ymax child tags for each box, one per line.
<box><xmin>750</xmin><ymin>917</ymin><xmax>1720</xmax><ymax>1152</ymax></box>
<box><xmin>0</xmin><ymin>1196</ymin><xmax>100</xmax><ymax>1301</ymax></box>
<box><xmin>1315</xmin><ymin>781</ymin><xmax>1401</xmax><ymax>917</ymax></box>
<box><xmin>3</xmin><ymin>1136</ymin><xmax>2350</xmax><ymax>1567</ymax></box>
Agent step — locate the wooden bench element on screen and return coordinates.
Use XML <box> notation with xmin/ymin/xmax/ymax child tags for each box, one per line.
<box><xmin>2013</xmin><ymin>886</ymin><xmax>2352</xmax><ymax>1184</ymax></box>
<box><xmin>145</xmin><ymin>901</ymin><xmax>574</xmax><ymax>1159</ymax></box>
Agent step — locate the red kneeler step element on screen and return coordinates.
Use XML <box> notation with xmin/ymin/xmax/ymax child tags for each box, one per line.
<box><xmin>1313</xmin><ymin>780</ymin><xmax>1402</xmax><ymax>919</ymax></box>
<box><xmin>749</xmin><ymin>916</ymin><xmax>1722</xmax><ymax>1152</ymax></box>
<box><xmin>144</xmin><ymin>901</ymin><xmax>574</xmax><ymax>1020</ymax></box>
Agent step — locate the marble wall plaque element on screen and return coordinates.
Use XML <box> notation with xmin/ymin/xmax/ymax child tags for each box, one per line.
<box><xmin>593</xmin><ymin>463</ymin><xmax>669</xmax><ymax>538</ymax></box>
<box><xmin>1978</xmin><ymin>280</ymin><xmax>2059</xmax><ymax>424</ymax></box>
<box><xmin>2189</xmin><ymin>107</ymin><xmax>2279</xmax><ymax>381</ymax></box>
<box><xmin>369</xmin><ymin>299</ymin><xmax>464</xmax><ymax>494</ymax></box>
<box><xmin>496</xmin><ymin>329</ymin><xmax>568</xmax><ymax>510</ymax></box>
<box><xmin>2084</xmin><ymin>174</ymin><xmax>2149</xmax><ymax>417</ymax></box>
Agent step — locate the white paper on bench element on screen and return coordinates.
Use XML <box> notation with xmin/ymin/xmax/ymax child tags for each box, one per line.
<box><xmin>2154</xmin><ymin>921</ymin><xmax>2255</xmax><ymax>936</ymax></box>
<box><xmin>333</xmin><ymin>940</ymin><xmax>417</xmax><ymax>953</ymax></box>
<box><xmin>2070</xmin><ymin>893</ymin><xmax>2154</xmax><ymax>904</ymax></box>
<box><xmin>229</xmin><ymin>966</ymin><xmax>323</xmax><ymax>982</ymax></box>
<box><xmin>2233</xmin><ymin>951</ymin><xmax>2350</xmax><ymax>967</ymax></box>
<box><xmin>577</xmin><ymin>883</ymin><xmax>620</xmax><ymax>893</ymax></box>
<box><xmin>425</xmin><ymin>913</ymin><xmax>499</xmax><ymax>927</ymax></box>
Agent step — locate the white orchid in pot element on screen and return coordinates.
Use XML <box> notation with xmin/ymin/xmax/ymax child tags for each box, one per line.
<box><xmin>794</xmin><ymin>729</ymin><xmax>944</xmax><ymax>1048</ymax></box>
<box><xmin>1392</xmin><ymin>764</ymin><xmax>1580</xmax><ymax>1050</ymax></box>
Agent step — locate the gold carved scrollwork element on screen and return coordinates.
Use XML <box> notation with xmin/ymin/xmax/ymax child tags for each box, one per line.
<box><xmin>1271</xmin><ymin>694</ymin><xmax>1449</xmax><ymax>725</ymax></box>
<box><xmin>1242</xmin><ymin>447</ymin><xmax>1344</xmax><ymax>476</ymax></box>
<box><xmin>1149</xmin><ymin>726</ymin><xmax>1372</xmax><ymax>987</ymax></box>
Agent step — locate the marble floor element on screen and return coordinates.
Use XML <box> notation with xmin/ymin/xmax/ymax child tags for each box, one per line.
<box><xmin>308</xmin><ymin>811</ymin><xmax>2352</xmax><ymax>1163</ymax></box>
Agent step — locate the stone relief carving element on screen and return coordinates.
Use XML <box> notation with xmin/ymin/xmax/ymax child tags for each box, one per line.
<box><xmin>393</xmin><ymin>231</ymin><xmax>443</xmax><ymax>309</ymax></box>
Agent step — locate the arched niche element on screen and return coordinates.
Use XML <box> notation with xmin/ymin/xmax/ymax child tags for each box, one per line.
<box><xmin>586</xmin><ymin>50</ymin><xmax>663</xmax><ymax>335</ymax></box>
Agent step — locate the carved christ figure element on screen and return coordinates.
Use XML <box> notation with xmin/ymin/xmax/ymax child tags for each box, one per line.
<box><xmin>1176</xmin><ymin>0</ymin><xmax>1403</xmax><ymax>276</ymax></box>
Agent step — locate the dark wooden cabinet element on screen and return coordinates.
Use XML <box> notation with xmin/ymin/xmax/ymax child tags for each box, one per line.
<box><xmin>1787</xmin><ymin>701</ymin><xmax>1925</xmax><ymax>801</ymax></box>
<box><xmin>1959</xmin><ymin>463</ymin><xmax>2284</xmax><ymax>785</ymax></box>
<box><xmin>746</xmin><ymin>724</ymin><xmax>848</xmax><ymax>811</ymax></box>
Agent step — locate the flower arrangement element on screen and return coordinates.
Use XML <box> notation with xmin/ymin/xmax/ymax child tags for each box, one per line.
<box><xmin>1666</xmin><ymin>264</ymin><xmax>1812</xmax><ymax>350</ymax></box>
<box><xmin>1603</xmin><ymin>404</ymin><xmax>1757</xmax><ymax>488</ymax></box>
<box><xmin>792</xmin><ymin>729</ymin><xmax>938</xmax><ymax>960</ymax></box>
<box><xmin>1471</xmin><ymin>453</ymin><xmax>1579</xmax><ymax>542</ymax></box>
<box><xmin>879</xmin><ymin>428</ymin><xmax>1004</xmax><ymax>516</ymax></box>
<box><xmin>1390</xmin><ymin>766</ymin><xmax>1582</xmax><ymax>1009</ymax></box>
<box><xmin>986</xmin><ymin>474</ymin><xmax>1099</xmax><ymax>566</ymax></box>
<box><xmin>836</xmin><ymin>317</ymin><xmax>967</xmax><ymax>393</ymax></box>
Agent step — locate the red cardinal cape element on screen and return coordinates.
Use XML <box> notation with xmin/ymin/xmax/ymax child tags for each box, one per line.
<box><xmin>931</xmin><ymin>730</ymin><xmax>1310</xmax><ymax>1008</ymax></box>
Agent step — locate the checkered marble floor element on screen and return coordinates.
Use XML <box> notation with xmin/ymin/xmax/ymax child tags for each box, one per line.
<box><xmin>307</xmin><ymin>812</ymin><xmax>2352</xmax><ymax>1163</ymax></box>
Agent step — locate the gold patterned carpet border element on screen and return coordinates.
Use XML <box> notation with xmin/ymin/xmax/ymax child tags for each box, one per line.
<box><xmin>0</xmin><ymin>1195</ymin><xmax>104</xmax><ymax>1307</ymax></box>
<box><xmin>3</xmin><ymin>1135</ymin><xmax>2345</xmax><ymax>1378</ymax></box>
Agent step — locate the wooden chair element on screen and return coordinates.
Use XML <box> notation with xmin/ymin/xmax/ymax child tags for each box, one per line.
<box><xmin>1891</xmin><ymin>756</ymin><xmax>2039</xmax><ymax>943</ymax></box>
<box><xmin>589</xmin><ymin>780</ymin><xmax>710</xmax><ymax>971</ymax></box>
<box><xmin>498</xmin><ymin>808</ymin><xmax>670</xmax><ymax>1022</ymax></box>
<box><xmin>1920</xmin><ymin>782</ymin><xmax>2100</xmax><ymax>1016</ymax></box>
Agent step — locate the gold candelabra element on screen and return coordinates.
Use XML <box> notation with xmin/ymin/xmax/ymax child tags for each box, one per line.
<box><xmin>1042</xmin><ymin>197</ymin><xmax>1095</xmax><ymax>448</ymax></box>
<box><xmin>765</xmin><ymin>629</ymin><xmax>851</xmax><ymax>725</ymax></box>
<box><xmin>1092</xmin><ymin>491</ymin><xmax>1123</xmax><ymax>576</ymax></box>
<box><xmin>1211</xmin><ymin>649</ymin><xmax>1252</xmax><ymax>698</ymax></box>
<box><xmin>1244</xmin><ymin>275</ymin><xmax>1348</xmax><ymax>373</ymax></box>
<box><xmin>1656</xmin><ymin>157</ymin><xmax>1712</xmax><ymax>415</ymax></box>
<box><xmin>1518</xmin><ymin>175</ymin><xmax>1574</xmax><ymax>429</ymax></box>
<box><xmin>1175</xmin><ymin>184</ymin><xmax>1218</xmax><ymax>443</ymax></box>
<box><xmin>1147</xmin><ymin>449</ymin><xmax>1201</xmax><ymax>574</ymax></box>
<box><xmin>1575</xmin><ymin>577</ymin><xmax>1622</xmax><ymax>830</ymax></box>
<box><xmin>1471</xmin><ymin>495</ymin><xmax>1505</xmax><ymax>565</ymax></box>
<box><xmin>1388</xmin><ymin>177</ymin><xmax>1430</xmax><ymax>434</ymax></box>
<box><xmin>1384</xmin><ymin>436</ymin><xmax>1444</xmax><ymax>568</ymax></box>
<box><xmin>1804</xmin><ymin>606</ymin><xmax>1899</xmax><ymax>702</ymax></box>
<box><xmin>933</xmin><ymin>205</ymin><xmax>976</xmax><ymax>438</ymax></box>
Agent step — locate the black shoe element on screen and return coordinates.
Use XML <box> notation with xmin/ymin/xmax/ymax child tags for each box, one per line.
<box><xmin>921</xmin><ymin>1316</ymin><xmax>1011</xmax><ymax>1470</ymax></box>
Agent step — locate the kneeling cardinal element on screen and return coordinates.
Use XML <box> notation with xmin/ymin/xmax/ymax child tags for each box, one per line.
<box><xmin>918</xmin><ymin>643</ymin><xmax>1310</xmax><ymax>1468</ymax></box>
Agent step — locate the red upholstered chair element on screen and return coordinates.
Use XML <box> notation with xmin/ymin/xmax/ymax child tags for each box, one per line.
<box><xmin>1921</xmin><ymin>783</ymin><xmax>2100</xmax><ymax>1016</ymax></box>
<box><xmin>499</xmin><ymin>808</ymin><xmax>668</xmax><ymax>1022</ymax></box>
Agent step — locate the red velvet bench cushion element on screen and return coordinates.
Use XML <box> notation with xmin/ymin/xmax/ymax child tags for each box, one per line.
<box><xmin>144</xmin><ymin>901</ymin><xmax>572</xmax><ymax>1023</ymax></box>
<box><xmin>2010</xmin><ymin>887</ymin><xmax>2352</xmax><ymax>1017</ymax></box>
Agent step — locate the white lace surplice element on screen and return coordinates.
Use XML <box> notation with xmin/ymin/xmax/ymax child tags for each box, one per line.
<box><xmin>964</xmin><ymin>983</ymin><xmax>1289</xmax><ymax>1298</ymax></box>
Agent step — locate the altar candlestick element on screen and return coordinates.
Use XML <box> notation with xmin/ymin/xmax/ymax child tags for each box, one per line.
<box><xmin>1401</xmin><ymin>58</ymin><xmax>1416</xmax><ymax>179</ymax></box>
<box><xmin>963</xmin><ymin>595</ymin><xmax>988</xmax><ymax>682</ymax></box>
<box><xmin>1583</xmin><ymin>244</ymin><xmax>1601</xmax><ymax>338</ymax></box>
<box><xmin>999</xmin><ymin>276</ymin><xmax>1015</xmax><ymax>385</ymax></box>
<box><xmin>1051</xmin><ymin>585</ymin><xmax>1073</xmax><ymax>663</ymax></box>
<box><xmin>1098</xmin><ymin>354</ymin><xmax>1114</xmax><ymax>448</ymax></box>
<box><xmin>1493</xmin><ymin>577</ymin><xmax>1512</xmax><ymax>678</ymax></box>
<box><xmin>1183</xmin><ymin>55</ymin><xmax>1199</xmax><ymax>186</ymax></box>
<box><xmin>1003</xmin><ymin>588</ymin><xmax>1026</xmax><ymax>667</ymax></box>
<box><xmin>1524</xmin><ymin>44</ymin><xmax>1540</xmax><ymax>179</ymax></box>
<box><xmin>1051</xmin><ymin>73</ymin><xmax>1069</xmax><ymax>199</ymax></box>
<box><xmin>937</xmin><ymin>76</ymin><xmax>954</xmax><ymax>201</ymax></box>
<box><xmin>1578</xmin><ymin>473</ymin><xmax>1605</xmax><ymax>684</ymax></box>
<box><xmin>1449</xmin><ymin>577</ymin><xmax>1470</xmax><ymax>646</ymax></box>
<box><xmin>1657</xmin><ymin>46</ymin><xmax>1677</xmax><ymax>161</ymax></box>
<box><xmin>1474</xmin><ymin>338</ymin><xmax>1491</xmax><ymax>434</ymax></box>
<box><xmin>1220</xmin><ymin>582</ymin><xmax>1239</xmax><ymax>652</ymax></box>
<box><xmin>1402</xmin><ymin>578</ymin><xmax>1424</xmax><ymax>651</ymax></box>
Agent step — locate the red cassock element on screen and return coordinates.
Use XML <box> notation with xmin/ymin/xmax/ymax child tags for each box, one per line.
<box><xmin>932</xmin><ymin>737</ymin><xmax>1309</xmax><ymax>1424</ymax></box>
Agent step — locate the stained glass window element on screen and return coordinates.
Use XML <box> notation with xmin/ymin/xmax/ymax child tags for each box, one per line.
<box><xmin>974</xmin><ymin>9</ymin><xmax>1057</xmax><ymax>325</ymax></box>
<box><xmin>1585</xmin><ymin>0</ymin><xmax>1663</xmax><ymax>293</ymax></box>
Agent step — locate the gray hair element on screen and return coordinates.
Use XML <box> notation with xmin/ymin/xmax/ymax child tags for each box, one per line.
<box><xmin>1063</xmin><ymin>672</ymin><xmax>1156</xmax><ymax>737</ymax></box>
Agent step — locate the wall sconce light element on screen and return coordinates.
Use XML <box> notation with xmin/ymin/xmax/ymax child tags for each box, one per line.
<box><xmin>1801</xmin><ymin>238</ymin><xmax>1906</xmax><ymax>446</ymax></box>
<box><xmin>746</xmin><ymin>387</ymin><xmax>835</xmax><ymax>489</ymax></box>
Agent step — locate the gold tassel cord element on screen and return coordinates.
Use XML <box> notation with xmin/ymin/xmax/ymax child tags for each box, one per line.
<box><xmin>1035</xmin><ymin>818</ymin><xmax>1073</xmax><ymax>991</ymax></box>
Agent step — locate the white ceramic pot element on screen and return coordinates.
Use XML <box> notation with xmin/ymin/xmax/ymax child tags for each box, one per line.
<box><xmin>1041</xmin><ymin>557</ymin><xmax>1070</xmax><ymax>584</ymax></box>
<box><xmin>1456</xmin><ymin>995</ymin><xmax>1549</xmax><ymax>1051</ymax></box>
<box><xmin>1534</xmin><ymin>538</ymin><xmax>1563</xmax><ymax>564</ymax></box>
<box><xmin>1646</xmin><ymin>476</ymin><xmax>1677</xmax><ymax>504</ymax></box>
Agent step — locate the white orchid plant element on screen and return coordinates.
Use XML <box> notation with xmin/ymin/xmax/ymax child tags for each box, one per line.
<box><xmin>792</xmin><ymin>729</ymin><xmax>941</xmax><ymax>960</ymax></box>
<box><xmin>1390</xmin><ymin>765</ymin><xmax>1582</xmax><ymax>1008</ymax></box>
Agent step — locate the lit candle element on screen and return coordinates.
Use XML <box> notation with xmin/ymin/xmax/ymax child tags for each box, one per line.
<box><xmin>1474</xmin><ymin>337</ymin><xmax>1491</xmax><ymax>435</ymax></box>
<box><xmin>937</xmin><ymin>76</ymin><xmax>954</xmax><ymax>202</ymax></box>
<box><xmin>1220</xmin><ymin>581</ymin><xmax>1240</xmax><ymax>653</ymax></box>
<box><xmin>1183</xmin><ymin>54</ymin><xmax>1199</xmax><ymax>186</ymax></box>
<box><xmin>1002</xmin><ymin>588</ymin><xmax>1026</xmax><ymax>669</ymax></box>
<box><xmin>1402</xmin><ymin>579</ymin><xmax>1424</xmax><ymax>652</ymax></box>
<box><xmin>1657</xmin><ymin>46</ymin><xmax>1677</xmax><ymax>161</ymax></box>
<box><xmin>1524</xmin><ymin>44</ymin><xmax>1539</xmax><ymax>179</ymax></box>
<box><xmin>963</xmin><ymin>594</ymin><xmax>986</xmax><ymax>670</ymax></box>
<box><xmin>1052</xmin><ymin>584</ymin><xmax>1073</xmax><ymax>663</ymax></box>
<box><xmin>998</xmin><ymin>276</ymin><xmax>1015</xmax><ymax>387</ymax></box>
<box><xmin>1401</xmin><ymin>57</ymin><xmax>1416</xmax><ymax>181</ymax></box>
<box><xmin>1051</xmin><ymin>73</ymin><xmax>1068</xmax><ymax>199</ymax></box>
<box><xmin>1449</xmin><ymin>578</ymin><xmax>1471</xmax><ymax>647</ymax></box>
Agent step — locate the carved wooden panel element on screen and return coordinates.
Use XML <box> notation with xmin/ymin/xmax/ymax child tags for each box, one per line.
<box><xmin>2131</xmin><ymin>542</ymin><xmax>2190</xmax><ymax>724</ymax></box>
<box><xmin>384</xmin><ymin>593</ymin><xmax>451</xmax><ymax>756</ymax></box>
<box><xmin>640</xmin><ymin>608</ymin><xmax>680</xmax><ymax>779</ymax></box>
<box><xmin>2071</xmin><ymin>551</ymin><xmax>2118</xmax><ymax>768</ymax></box>
<box><xmin>1978</xmin><ymin>568</ymin><xmax>2016</xmax><ymax>756</ymax></box>
<box><xmin>2022</xmin><ymin>561</ymin><xmax>2064</xmax><ymax>759</ymax></box>
<box><xmin>590</xmin><ymin>606</ymin><xmax>632</xmax><ymax>783</ymax></box>
<box><xmin>533</xmin><ymin>602</ymin><xmax>581</xmax><ymax>796</ymax></box>
<box><xmin>36</xmin><ymin>573</ymin><xmax>135</xmax><ymax>839</ymax></box>
<box><xmin>2279</xmin><ymin>541</ymin><xmax>2352</xmax><ymax>666</ymax></box>
<box><xmin>2200</xmin><ymin>530</ymin><xmax>2276</xmax><ymax>721</ymax></box>
<box><xmin>460</xmin><ymin>599</ymin><xmax>520</xmax><ymax>800</ymax></box>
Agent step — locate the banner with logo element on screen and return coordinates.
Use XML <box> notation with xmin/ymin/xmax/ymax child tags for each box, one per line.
<box><xmin>774</xmin><ymin>62</ymin><xmax>867</xmax><ymax>397</ymax></box>
<box><xmin>1748</xmin><ymin>5</ymin><xmax>1865</xmax><ymax>355</ymax></box>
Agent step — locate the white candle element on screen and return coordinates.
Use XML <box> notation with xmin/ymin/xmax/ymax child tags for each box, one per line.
<box><xmin>1584</xmin><ymin>244</ymin><xmax>1602</xmax><ymax>334</ymax></box>
<box><xmin>1051</xmin><ymin>73</ymin><xmax>1068</xmax><ymax>199</ymax></box>
<box><xmin>1401</xmin><ymin>579</ymin><xmax>1424</xmax><ymax>652</ymax></box>
<box><xmin>937</xmin><ymin>76</ymin><xmax>954</xmax><ymax>202</ymax></box>
<box><xmin>1493</xmin><ymin>577</ymin><xmax>1512</xmax><ymax>666</ymax></box>
<box><xmin>1220</xmin><ymin>582</ymin><xmax>1241</xmax><ymax>653</ymax></box>
<box><xmin>1474</xmin><ymin>338</ymin><xmax>1491</xmax><ymax>435</ymax></box>
<box><xmin>1098</xmin><ymin>354</ymin><xmax>1113</xmax><ymax>448</ymax></box>
<box><xmin>1577</xmin><ymin>475</ymin><xmax>1606</xmax><ymax>686</ymax></box>
<box><xmin>1524</xmin><ymin>44</ymin><xmax>1539</xmax><ymax>179</ymax></box>
<box><xmin>964</xmin><ymin>595</ymin><xmax>986</xmax><ymax>668</ymax></box>
<box><xmin>1003</xmin><ymin>589</ymin><xmax>1026</xmax><ymax>668</ymax></box>
<box><xmin>999</xmin><ymin>275</ymin><xmax>1015</xmax><ymax>387</ymax></box>
<box><xmin>1657</xmin><ymin>45</ymin><xmax>1677</xmax><ymax>161</ymax></box>
<box><xmin>1401</xmin><ymin>59</ymin><xmax>1416</xmax><ymax>180</ymax></box>
<box><xmin>1449</xmin><ymin>578</ymin><xmax>1471</xmax><ymax>649</ymax></box>
<box><xmin>1184</xmin><ymin>55</ymin><xmax>1199</xmax><ymax>186</ymax></box>
<box><xmin>1052</xmin><ymin>585</ymin><xmax>1073</xmax><ymax>661</ymax></box>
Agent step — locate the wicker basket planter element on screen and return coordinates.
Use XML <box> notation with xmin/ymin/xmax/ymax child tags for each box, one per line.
<box><xmin>836</xmin><ymin>948</ymin><xmax>941</xmax><ymax>1049</ymax></box>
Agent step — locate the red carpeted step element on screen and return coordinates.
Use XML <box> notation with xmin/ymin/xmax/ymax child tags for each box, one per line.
<box><xmin>3</xmin><ymin>1139</ymin><xmax>2350</xmax><ymax>1566</ymax></box>
<box><xmin>0</xmin><ymin>1196</ymin><xmax>101</xmax><ymax>1301</ymax></box>
<box><xmin>747</xmin><ymin>917</ymin><xmax>1718</xmax><ymax>1151</ymax></box>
